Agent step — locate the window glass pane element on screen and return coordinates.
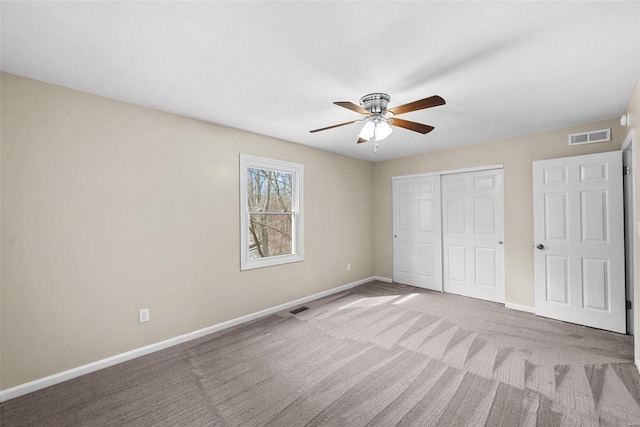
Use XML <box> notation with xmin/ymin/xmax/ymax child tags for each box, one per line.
<box><xmin>247</xmin><ymin>168</ymin><xmax>292</xmax><ymax>212</ymax></box>
<box><xmin>248</xmin><ymin>214</ymin><xmax>292</xmax><ymax>259</ymax></box>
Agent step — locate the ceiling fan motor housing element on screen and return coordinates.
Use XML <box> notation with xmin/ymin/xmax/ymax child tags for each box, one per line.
<box><xmin>360</xmin><ymin>93</ymin><xmax>390</xmax><ymax>114</ymax></box>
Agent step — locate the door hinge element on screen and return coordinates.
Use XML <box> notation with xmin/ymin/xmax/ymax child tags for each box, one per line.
<box><xmin>627</xmin><ymin>300</ymin><xmax>632</xmax><ymax>310</ymax></box>
<box><xmin>624</xmin><ymin>166</ymin><xmax>631</xmax><ymax>176</ymax></box>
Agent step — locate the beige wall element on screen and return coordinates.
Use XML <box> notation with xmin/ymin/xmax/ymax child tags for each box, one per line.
<box><xmin>0</xmin><ymin>73</ymin><xmax>374</xmax><ymax>389</ymax></box>
<box><xmin>624</xmin><ymin>75</ymin><xmax>640</xmax><ymax>362</ymax></box>
<box><xmin>374</xmin><ymin>118</ymin><xmax>625</xmax><ymax>307</ymax></box>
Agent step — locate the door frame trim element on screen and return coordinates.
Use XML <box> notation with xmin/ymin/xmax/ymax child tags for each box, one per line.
<box><xmin>621</xmin><ymin>128</ymin><xmax>635</xmax><ymax>151</ymax></box>
<box><xmin>392</xmin><ymin>164</ymin><xmax>504</xmax><ymax>181</ymax></box>
<box><xmin>622</xmin><ymin>129</ymin><xmax>637</xmax><ymax>340</ymax></box>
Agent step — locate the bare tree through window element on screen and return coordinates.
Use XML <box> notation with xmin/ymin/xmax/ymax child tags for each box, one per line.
<box><xmin>247</xmin><ymin>168</ymin><xmax>293</xmax><ymax>259</ymax></box>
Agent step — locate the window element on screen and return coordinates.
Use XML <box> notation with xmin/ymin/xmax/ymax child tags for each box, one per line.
<box><xmin>240</xmin><ymin>154</ymin><xmax>304</xmax><ymax>270</ymax></box>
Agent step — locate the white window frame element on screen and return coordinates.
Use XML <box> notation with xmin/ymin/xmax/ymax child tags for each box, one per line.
<box><xmin>240</xmin><ymin>154</ymin><xmax>304</xmax><ymax>271</ymax></box>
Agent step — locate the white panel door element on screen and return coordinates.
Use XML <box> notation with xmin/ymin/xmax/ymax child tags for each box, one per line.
<box><xmin>442</xmin><ymin>170</ymin><xmax>505</xmax><ymax>302</ymax></box>
<box><xmin>393</xmin><ymin>176</ymin><xmax>442</xmax><ymax>291</ymax></box>
<box><xmin>533</xmin><ymin>151</ymin><xmax>625</xmax><ymax>333</ymax></box>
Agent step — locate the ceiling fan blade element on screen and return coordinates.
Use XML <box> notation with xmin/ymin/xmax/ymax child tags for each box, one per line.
<box><xmin>309</xmin><ymin>120</ymin><xmax>358</xmax><ymax>133</ymax></box>
<box><xmin>388</xmin><ymin>95</ymin><xmax>446</xmax><ymax>115</ymax></box>
<box><xmin>334</xmin><ymin>101</ymin><xmax>370</xmax><ymax>115</ymax></box>
<box><xmin>390</xmin><ymin>118</ymin><xmax>435</xmax><ymax>134</ymax></box>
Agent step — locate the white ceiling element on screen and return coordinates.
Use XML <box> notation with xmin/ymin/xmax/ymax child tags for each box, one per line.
<box><xmin>2</xmin><ymin>1</ymin><xmax>639</xmax><ymax>162</ymax></box>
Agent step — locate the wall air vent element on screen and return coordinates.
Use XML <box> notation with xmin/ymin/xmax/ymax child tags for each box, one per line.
<box><xmin>568</xmin><ymin>128</ymin><xmax>611</xmax><ymax>146</ymax></box>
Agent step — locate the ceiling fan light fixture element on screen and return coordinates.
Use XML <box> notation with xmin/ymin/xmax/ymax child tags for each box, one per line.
<box><xmin>375</xmin><ymin>120</ymin><xmax>393</xmax><ymax>141</ymax></box>
<box><xmin>358</xmin><ymin>120</ymin><xmax>375</xmax><ymax>141</ymax></box>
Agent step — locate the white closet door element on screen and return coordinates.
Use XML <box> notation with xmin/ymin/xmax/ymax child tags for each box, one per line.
<box><xmin>442</xmin><ymin>170</ymin><xmax>505</xmax><ymax>302</ymax></box>
<box><xmin>533</xmin><ymin>151</ymin><xmax>625</xmax><ymax>333</ymax></box>
<box><xmin>393</xmin><ymin>176</ymin><xmax>442</xmax><ymax>291</ymax></box>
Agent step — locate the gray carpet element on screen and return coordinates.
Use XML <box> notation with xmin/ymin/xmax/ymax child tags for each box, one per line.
<box><xmin>1</xmin><ymin>281</ymin><xmax>639</xmax><ymax>426</ymax></box>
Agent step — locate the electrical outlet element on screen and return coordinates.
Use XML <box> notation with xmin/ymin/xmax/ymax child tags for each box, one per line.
<box><xmin>347</xmin><ymin>263</ymin><xmax>351</xmax><ymax>271</ymax></box>
<box><xmin>138</xmin><ymin>308</ymin><xmax>150</xmax><ymax>323</ymax></box>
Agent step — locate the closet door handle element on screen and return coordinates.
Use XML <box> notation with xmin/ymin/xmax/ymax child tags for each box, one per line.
<box><xmin>536</xmin><ymin>244</ymin><xmax>544</xmax><ymax>250</ymax></box>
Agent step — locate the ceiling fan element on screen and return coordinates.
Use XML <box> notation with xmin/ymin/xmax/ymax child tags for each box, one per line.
<box><xmin>310</xmin><ymin>93</ymin><xmax>446</xmax><ymax>151</ymax></box>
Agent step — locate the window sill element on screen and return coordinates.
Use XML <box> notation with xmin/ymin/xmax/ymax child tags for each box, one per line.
<box><xmin>240</xmin><ymin>254</ymin><xmax>305</xmax><ymax>271</ymax></box>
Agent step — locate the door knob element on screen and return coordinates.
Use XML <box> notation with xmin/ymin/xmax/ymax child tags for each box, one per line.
<box><xmin>498</xmin><ymin>241</ymin><xmax>503</xmax><ymax>245</ymax></box>
<box><xmin>394</xmin><ymin>235</ymin><xmax>397</xmax><ymax>238</ymax></box>
<box><xmin>536</xmin><ymin>244</ymin><xmax>544</xmax><ymax>250</ymax></box>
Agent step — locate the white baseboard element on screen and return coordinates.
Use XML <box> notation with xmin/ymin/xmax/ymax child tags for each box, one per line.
<box><xmin>505</xmin><ymin>302</ymin><xmax>536</xmax><ymax>314</ymax></box>
<box><xmin>636</xmin><ymin>358</ymin><xmax>640</xmax><ymax>375</ymax></box>
<box><xmin>374</xmin><ymin>276</ymin><xmax>393</xmax><ymax>283</ymax></box>
<box><xmin>0</xmin><ymin>276</ymin><xmax>375</xmax><ymax>402</ymax></box>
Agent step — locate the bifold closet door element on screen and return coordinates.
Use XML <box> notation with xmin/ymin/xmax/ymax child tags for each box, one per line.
<box><xmin>392</xmin><ymin>176</ymin><xmax>443</xmax><ymax>291</ymax></box>
<box><xmin>442</xmin><ymin>170</ymin><xmax>505</xmax><ymax>303</ymax></box>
